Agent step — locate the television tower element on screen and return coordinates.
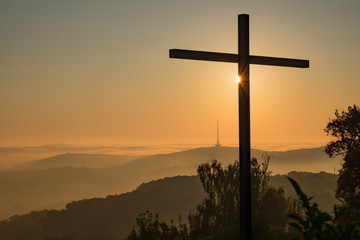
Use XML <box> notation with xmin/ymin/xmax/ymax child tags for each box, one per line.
<box><xmin>215</xmin><ymin>121</ymin><xmax>221</xmax><ymax>147</ymax></box>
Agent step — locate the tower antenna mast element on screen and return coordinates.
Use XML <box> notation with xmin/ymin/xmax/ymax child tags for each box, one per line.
<box><xmin>216</xmin><ymin>121</ymin><xmax>221</xmax><ymax>147</ymax></box>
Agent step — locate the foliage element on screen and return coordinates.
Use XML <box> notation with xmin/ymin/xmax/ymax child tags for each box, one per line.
<box><xmin>336</xmin><ymin>150</ymin><xmax>360</xmax><ymax>221</ymax></box>
<box><xmin>187</xmin><ymin>159</ymin><xmax>241</xmax><ymax>240</ymax></box>
<box><xmin>127</xmin><ymin>156</ymin><xmax>298</xmax><ymax>240</ymax></box>
<box><xmin>189</xmin><ymin>156</ymin><xmax>299</xmax><ymax>240</ymax></box>
<box><xmin>127</xmin><ymin>210</ymin><xmax>188</xmax><ymax>240</ymax></box>
<box><xmin>325</xmin><ymin>105</ymin><xmax>360</xmax><ymax>221</ymax></box>
<box><xmin>287</xmin><ymin>177</ymin><xmax>360</xmax><ymax>240</ymax></box>
<box><xmin>324</xmin><ymin>105</ymin><xmax>360</xmax><ymax>158</ymax></box>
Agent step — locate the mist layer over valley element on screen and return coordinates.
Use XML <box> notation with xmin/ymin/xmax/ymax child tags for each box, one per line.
<box><xmin>0</xmin><ymin>146</ymin><xmax>341</xmax><ymax>221</ymax></box>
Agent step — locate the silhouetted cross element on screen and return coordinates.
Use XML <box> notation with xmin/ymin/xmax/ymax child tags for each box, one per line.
<box><xmin>169</xmin><ymin>14</ymin><xmax>309</xmax><ymax>240</ymax></box>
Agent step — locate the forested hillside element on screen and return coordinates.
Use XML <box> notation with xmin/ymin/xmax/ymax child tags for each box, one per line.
<box><xmin>0</xmin><ymin>172</ymin><xmax>337</xmax><ymax>240</ymax></box>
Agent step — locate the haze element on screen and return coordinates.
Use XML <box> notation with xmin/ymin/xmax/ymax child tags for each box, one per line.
<box><xmin>1</xmin><ymin>0</ymin><xmax>360</xmax><ymax>151</ymax></box>
<box><xmin>1</xmin><ymin>2</ymin><xmax>359</xmax><ymax>239</ymax></box>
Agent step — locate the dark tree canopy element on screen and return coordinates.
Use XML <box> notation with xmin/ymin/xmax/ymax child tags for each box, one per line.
<box><xmin>325</xmin><ymin>105</ymin><xmax>360</xmax><ymax>221</ymax></box>
<box><xmin>324</xmin><ymin>105</ymin><xmax>360</xmax><ymax>158</ymax></box>
<box><xmin>127</xmin><ymin>210</ymin><xmax>189</xmax><ymax>240</ymax></box>
<box><xmin>127</xmin><ymin>157</ymin><xmax>299</xmax><ymax>240</ymax></box>
<box><xmin>187</xmin><ymin>156</ymin><xmax>300</xmax><ymax>240</ymax></box>
<box><xmin>336</xmin><ymin>150</ymin><xmax>360</xmax><ymax>221</ymax></box>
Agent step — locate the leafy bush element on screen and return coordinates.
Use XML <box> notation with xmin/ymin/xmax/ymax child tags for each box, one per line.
<box><xmin>287</xmin><ymin>177</ymin><xmax>360</xmax><ymax>240</ymax></box>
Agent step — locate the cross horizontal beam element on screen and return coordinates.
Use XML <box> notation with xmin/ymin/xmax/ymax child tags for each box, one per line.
<box><xmin>169</xmin><ymin>49</ymin><xmax>309</xmax><ymax>68</ymax></box>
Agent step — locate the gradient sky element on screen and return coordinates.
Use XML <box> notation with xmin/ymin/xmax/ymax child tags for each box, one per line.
<box><xmin>1</xmin><ymin>0</ymin><xmax>359</xmax><ymax>150</ymax></box>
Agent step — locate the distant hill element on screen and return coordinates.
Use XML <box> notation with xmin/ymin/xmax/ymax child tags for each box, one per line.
<box><xmin>259</xmin><ymin>147</ymin><xmax>341</xmax><ymax>174</ymax></box>
<box><xmin>9</xmin><ymin>153</ymin><xmax>137</xmax><ymax>171</ymax></box>
<box><xmin>0</xmin><ymin>144</ymin><xmax>150</xmax><ymax>170</ymax></box>
<box><xmin>0</xmin><ymin>146</ymin><xmax>341</xmax><ymax>220</ymax></box>
<box><xmin>0</xmin><ymin>176</ymin><xmax>205</xmax><ymax>240</ymax></box>
<box><xmin>270</xmin><ymin>171</ymin><xmax>338</xmax><ymax>211</ymax></box>
<box><xmin>8</xmin><ymin>146</ymin><xmax>342</xmax><ymax>174</ymax></box>
<box><xmin>0</xmin><ymin>173</ymin><xmax>338</xmax><ymax>240</ymax></box>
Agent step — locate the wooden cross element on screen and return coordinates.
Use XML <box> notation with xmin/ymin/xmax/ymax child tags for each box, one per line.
<box><xmin>169</xmin><ymin>14</ymin><xmax>309</xmax><ymax>240</ymax></box>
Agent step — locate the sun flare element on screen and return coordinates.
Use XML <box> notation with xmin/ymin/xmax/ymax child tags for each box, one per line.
<box><xmin>236</xmin><ymin>76</ymin><xmax>241</xmax><ymax>83</ymax></box>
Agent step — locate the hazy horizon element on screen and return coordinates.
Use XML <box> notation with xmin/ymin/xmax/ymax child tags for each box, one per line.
<box><xmin>1</xmin><ymin>0</ymin><xmax>359</xmax><ymax>150</ymax></box>
<box><xmin>0</xmin><ymin>144</ymin><xmax>341</xmax><ymax>222</ymax></box>
<box><xmin>0</xmin><ymin>142</ymin><xmax>335</xmax><ymax>171</ymax></box>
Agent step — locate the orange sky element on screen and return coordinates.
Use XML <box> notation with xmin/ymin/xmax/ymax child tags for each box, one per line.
<box><xmin>1</xmin><ymin>1</ymin><xmax>359</xmax><ymax>151</ymax></box>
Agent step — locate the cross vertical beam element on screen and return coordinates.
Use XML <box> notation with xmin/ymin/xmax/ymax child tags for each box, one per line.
<box><xmin>238</xmin><ymin>14</ymin><xmax>251</xmax><ymax>240</ymax></box>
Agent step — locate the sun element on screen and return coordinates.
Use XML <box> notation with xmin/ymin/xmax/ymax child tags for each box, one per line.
<box><xmin>236</xmin><ymin>76</ymin><xmax>241</xmax><ymax>83</ymax></box>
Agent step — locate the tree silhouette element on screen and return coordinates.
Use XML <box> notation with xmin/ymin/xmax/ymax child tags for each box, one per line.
<box><xmin>336</xmin><ymin>151</ymin><xmax>360</xmax><ymax>221</ymax></box>
<box><xmin>127</xmin><ymin>210</ymin><xmax>189</xmax><ymax>240</ymax></box>
<box><xmin>325</xmin><ymin>105</ymin><xmax>360</xmax><ymax>221</ymax></box>
<box><xmin>127</xmin><ymin>157</ymin><xmax>297</xmax><ymax>240</ymax></box>
<box><xmin>324</xmin><ymin>105</ymin><xmax>360</xmax><ymax>158</ymax></box>
<box><xmin>187</xmin><ymin>159</ymin><xmax>241</xmax><ymax>240</ymax></box>
<box><xmin>185</xmin><ymin>156</ymin><xmax>297</xmax><ymax>240</ymax></box>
